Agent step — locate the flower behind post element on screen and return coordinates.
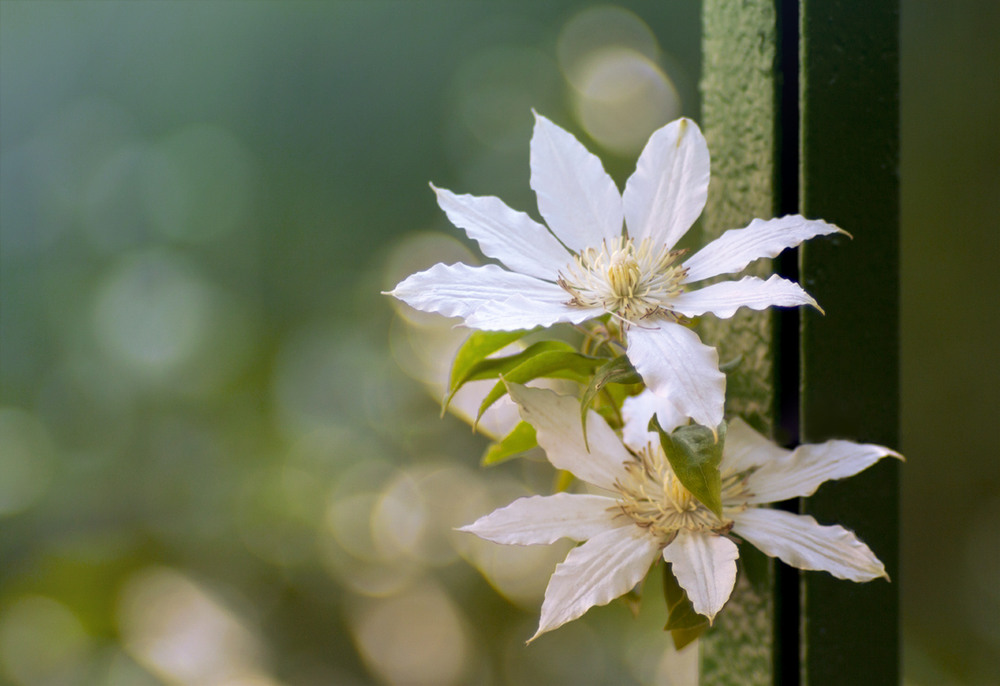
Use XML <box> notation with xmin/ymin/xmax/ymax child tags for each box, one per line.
<box><xmin>387</xmin><ymin>113</ymin><xmax>844</xmax><ymax>430</ymax></box>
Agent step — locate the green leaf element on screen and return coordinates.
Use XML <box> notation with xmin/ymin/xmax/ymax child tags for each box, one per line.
<box><xmin>481</xmin><ymin>421</ymin><xmax>537</xmax><ymax>466</ymax></box>
<box><xmin>579</xmin><ymin>354</ymin><xmax>643</xmax><ymax>445</ymax></box>
<box><xmin>446</xmin><ymin>340</ymin><xmax>574</xmax><ymax>408</ymax></box>
<box><xmin>448</xmin><ymin>330</ymin><xmax>530</xmax><ymax>393</ymax></box>
<box><xmin>476</xmin><ymin>352</ymin><xmax>602</xmax><ymax>422</ymax></box>
<box><xmin>719</xmin><ymin>354</ymin><xmax>743</xmax><ymax>374</ymax></box>
<box><xmin>649</xmin><ymin>418</ymin><xmax>727</xmax><ymax>519</ymax></box>
<box><xmin>663</xmin><ymin>563</ymin><xmax>710</xmax><ymax>650</ymax></box>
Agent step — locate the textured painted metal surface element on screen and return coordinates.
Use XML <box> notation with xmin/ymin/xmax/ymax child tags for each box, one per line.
<box><xmin>798</xmin><ymin>1</ymin><xmax>901</xmax><ymax>685</ymax></box>
<box><xmin>699</xmin><ymin>1</ymin><xmax>779</xmax><ymax>683</ymax></box>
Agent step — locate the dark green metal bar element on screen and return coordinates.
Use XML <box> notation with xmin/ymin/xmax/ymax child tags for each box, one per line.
<box><xmin>798</xmin><ymin>1</ymin><xmax>901</xmax><ymax>685</ymax></box>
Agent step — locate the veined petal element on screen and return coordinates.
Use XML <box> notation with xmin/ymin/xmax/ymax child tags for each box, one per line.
<box><xmin>388</xmin><ymin>263</ymin><xmax>584</xmax><ymax>330</ymax></box>
<box><xmin>621</xmin><ymin>389</ymin><xmax>687</xmax><ymax>452</ymax></box>
<box><xmin>745</xmin><ymin>438</ymin><xmax>903</xmax><ymax>504</ymax></box>
<box><xmin>459</xmin><ymin>493</ymin><xmax>619</xmax><ymax>545</ymax></box>
<box><xmin>529</xmin><ymin>112</ymin><xmax>624</xmax><ymax>251</ymax></box>
<box><xmin>465</xmin><ymin>292</ymin><xmax>604</xmax><ymax>330</ymax></box>
<box><xmin>626</xmin><ymin>322</ymin><xmax>725</xmax><ymax>431</ymax></box>
<box><xmin>670</xmin><ymin>275</ymin><xmax>819</xmax><ymax>320</ymax></box>
<box><xmin>532</xmin><ymin>525</ymin><xmax>661</xmax><ymax>641</ymax></box>
<box><xmin>622</xmin><ymin>118</ymin><xmax>710</xmax><ymax>250</ymax></box>
<box><xmin>683</xmin><ymin>215</ymin><xmax>845</xmax><ymax>283</ymax></box>
<box><xmin>506</xmin><ymin>383</ymin><xmax>631</xmax><ymax>491</ymax></box>
<box><xmin>732</xmin><ymin>508</ymin><xmax>888</xmax><ymax>581</ymax></box>
<box><xmin>432</xmin><ymin>185</ymin><xmax>569</xmax><ymax>281</ymax></box>
<box><xmin>661</xmin><ymin>530</ymin><xmax>739</xmax><ymax>622</ymax></box>
<box><xmin>722</xmin><ymin>417</ymin><xmax>790</xmax><ymax>474</ymax></box>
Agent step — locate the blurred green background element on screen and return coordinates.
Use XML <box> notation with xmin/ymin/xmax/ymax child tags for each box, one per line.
<box><xmin>0</xmin><ymin>1</ymin><xmax>996</xmax><ymax>685</ymax></box>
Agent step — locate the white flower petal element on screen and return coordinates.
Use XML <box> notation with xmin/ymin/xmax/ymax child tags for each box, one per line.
<box><xmin>529</xmin><ymin>112</ymin><xmax>624</xmax><ymax>251</ymax></box>
<box><xmin>661</xmin><ymin>530</ymin><xmax>739</xmax><ymax>622</ymax></box>
<box><xmin>506</xmin><ymin>383</ymin><xmax>631</xmax><ymax>491</ymax></box>
<box><xmin>626</xmin><ymin>322</ymin><xmax>725</xmax><ymax>431</ymax></box>
<box><xmin>389</xmin><ymin>263</ymin><xmax>586</xmax><ymax>330</ymax></box>
<box><xmin>432</xmin><ymin>185</ymin><xmax>569</xmax><ymax>281</ymax></box>
<box><xmin>459</xmin><ymin>493</ymin><xmax>619</xmax><ymax>545</ymax></box>
<box><xmin>465</xmin><ymin>292</ymin><xmax>604</xmax><ymax>330</ymax></box>
<box><xmin>732</xmin><ymin>508</ymin><xmax>888</xmax><ymax>581</ymax></box>
<box><xmin>670</xmin><ymin>275</ymin><xmax>819</xmax><ymax>319</ymax></box>
<box><xmin>745</xmin><ymin>439</ymin><xmax>902</xmax><ymax>504</ymax></box>
<box><xmin>532</xmin><ymin>525</ymin><xmax>661</xmax><ymax>641</ymax></box>
<box><xmin>622</xmin><ymin>118</ymin><xmax>710</xmax><ymax>249</ymax></box>
<box><xmin>682</xmin><ymin>215</ymin><xmax>845</xmax><ymax>283</ymax></box>
<box><xmin>722</xmin><ymin>417</ymin><xmax>790</xmax><ymax>474</ymax></box>
<box><xmin>621</xmin><ymin>389</ymin><xmax>687</xmax><ymax>452</ymax></box>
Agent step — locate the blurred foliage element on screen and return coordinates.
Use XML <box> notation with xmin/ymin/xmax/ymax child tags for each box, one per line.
<box><xmin>0</xmin><ymin>2</ymin><xmax>703</xmax><ymax>684</ymax></box>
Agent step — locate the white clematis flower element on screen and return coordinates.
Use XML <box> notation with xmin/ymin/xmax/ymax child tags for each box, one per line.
<box><xmin>387</xmin><ymin>113</ymin><xmax>844</xmax><ymax>429</ymax></box>
<box><xmin>460</xmin><ymin>384</ymin><xmax>900</xmax><ymax>642</ymax></box>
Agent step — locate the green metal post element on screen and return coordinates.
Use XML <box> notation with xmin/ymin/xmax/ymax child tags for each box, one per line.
<box><xmin>799</xmin><ymin>1</ymin><xmax>900</xmax><ymax>684</ymax></box>
<box><xmin>701</xmin><ymin>1</ymin><xmax>900</xmax><ymax>684</ymax></box>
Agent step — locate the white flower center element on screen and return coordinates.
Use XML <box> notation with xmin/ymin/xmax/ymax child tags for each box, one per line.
<box><xmin>558</xmin><ymin>237</ymin><xmax>688</xmax><ymax>322</ymax></box>
<box><xmin>614</xmin><ymin>444</ymin><xmax>750</xmax><ymax>543</ymax></box>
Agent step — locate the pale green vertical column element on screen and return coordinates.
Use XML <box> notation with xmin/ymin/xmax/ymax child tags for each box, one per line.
<box><xmin>699</xmin><ymin>2</ymin><xmax>779</xmax><ymax>684</ymax></box>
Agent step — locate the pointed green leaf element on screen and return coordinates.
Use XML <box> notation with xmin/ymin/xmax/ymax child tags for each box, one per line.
<box><xmin>481</xmin><ymin>421</ymin><xmax>537</xmax><ymax>466</ymax></box>
<box><xmin>449</xmin><ymin>330</ymin><xmax>529</xmax><ymax>392</ymax></box>
<box><xmin>649</xmin><ymin>418</ymin><xmax>727</xmax><ymax>519</ymax></box>
<box><xmin>670</xmin><ymin>623</ymin><xmax>709</xmax><ymax>651</ymax></box>
<box><xmin>476</xmin><ymin>352</ymin><xmax>602</xmax><ymax>421</ymax></box>
<box><xmin>446</xmin><ymin>340</ymin><xmax>574</xmax><ymax>408</ymax></box>
<box><xmin>663</xmin><ymin>563</ymin><xmax>710</xmax><ymax>649</ymax></box>
<box><xmin>579</xmin><ymin>354</ymin><xmax>643</xmax><ymax>444</ymax></box>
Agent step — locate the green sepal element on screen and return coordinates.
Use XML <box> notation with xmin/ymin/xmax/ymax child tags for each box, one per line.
<box><xmin>475</xmin><ymin>352</ymin><xmax>602</xmax><ymax>423</ymax></box>
<box><xmin>719</xmin><ymin>354</ymin><xmax>743</xmax><ymax>374</ymax></box>
<box><xmin>649</xmin><ymin>417</ymin><xmax>727</xmax><ymax>519</ymax></box>
<box><xmin>663</xmin><ymin>563</ymin><xmax>710</xmax><ymax>650</ymax></box>
<box><xmin>447</xmin><ymin>340</ymin><xmax>574</xmax><ymax>409</ymax></box>
<box><xmin>447</xmin><ymin>330</ymin><xmax>530</xmax><ymax>403</ymax></box>
<box><xmin>578</xmin><ymin>354</ymin><xmax>643</xmax><ymax>444</ymax></box>
<box><xmin>481</xmin><ymin>421</ymin><xmax>537</xmax><ymax>466</ymax></box>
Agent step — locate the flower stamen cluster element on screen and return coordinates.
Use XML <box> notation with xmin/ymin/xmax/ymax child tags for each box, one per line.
<box><xmin>614</xmin><ymin>445</ymin><xmax>750</xmax><ymax>540</ymax></box>
<box><xmin>558</xmin><ymin>237</ymin><xmax>688</xmax><ymax>323</ymax></box>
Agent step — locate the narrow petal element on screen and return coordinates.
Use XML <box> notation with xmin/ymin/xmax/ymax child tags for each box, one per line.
<box><xmin>682</xmin><ymin>215</ymin><xmax>845</xmax><ymax>283</ymax></box>
<box><xmin>506</xmin><ymin>383</ymin><xmax>631</xmax><ymax>491</ymax></box>
<box><xmin>732</xmin><ymin>508</ymin><xmax>888</xmax><ymax>581</ymax></box>
<box><xmin>529</xmin><ymin>112</ymin><xmax>624</xmax><ymax>251</ymax></box>
<box><xmin>722</xmin><ymin>417</ymin><xmax>790</xmax><ymax>474</ymax></box>
<box><xmin>745</xmin><ymin>439</ymin><xmax>903</xmax><ymax>504</ymax></box>
<box><xmin>532</xmin><ymin>526</ymin><xmax>661</xmax><ymax>641</ymax></box>
<box><xmin>621</xmin><ymin>389</ymin><xmax>687</xmax><ymax>452</ymax></box>
<box><xmin>459</xmin><ymin>493</ymin><xmax>620</xmax><ymax>545</ymax></box>
<box><xmin>670</xmin><ymin>275</ymin><xmax>819</xmax><ymax>319</ymax></box>
<box><xmin>388</xmin><ymin>263</ymin><xmax>583</xmax><ymax>330</ymax></box>
<box><xmin>661</xmin><ymin>530</ymin><xmax>739</xmax><ymax>622</ymax></box>
<box><xmin>432</xmin><ymin>185</ymin><xmax>569</xmax><ymax>281</ymax></box>
<box><xmin>465</xmin><ymin>292</ymin><xmax>604</xmax><ymax>330</ymax></box>
<box><xmin>626</xmin><ymin>322</ymin><xmax>725</xmax><ymax>431</ymax></box>
<box><xmin>622</xmin><ymin>118</ymin><xmax>710</xmax><ymax>249</ymax></box>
